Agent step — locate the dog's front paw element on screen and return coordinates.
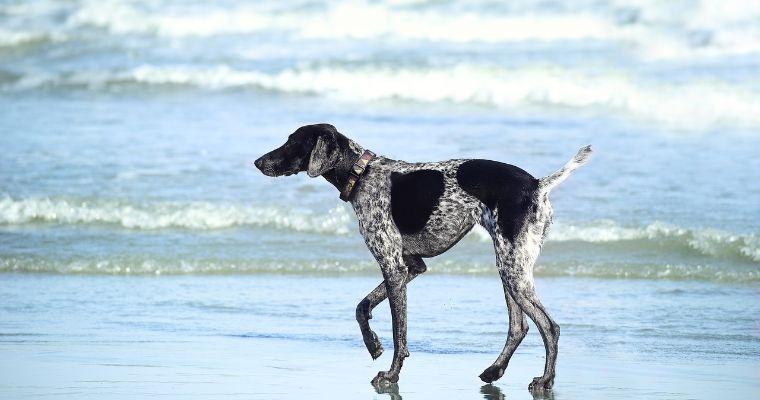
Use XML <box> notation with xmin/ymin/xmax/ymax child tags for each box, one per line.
<box><xmin>363</xmin><ymin>330</ymin><xmax>384</xmax><ymax>359</ymax></box>
<box><xmin>370</xmin><ymin>371</ymin><xmax>398</xmax><ymax>387</ymax></box>
<box><xmin>528</xmin><ymin>375</ymin><xmax>554</xmax><ymax>392</ymax></box>
<box><xmin>479</xmin><ymin>364</ymin><xmax>505</xmax><ymax>383</ymax></box>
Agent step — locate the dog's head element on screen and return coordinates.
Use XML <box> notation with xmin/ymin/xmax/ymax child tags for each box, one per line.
<box><xmin>254</xmin><ymin>124</ymin><xmax>341</xmax><ymax>178</ymax></box>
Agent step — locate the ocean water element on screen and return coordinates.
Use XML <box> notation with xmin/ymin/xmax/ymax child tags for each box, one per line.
<box><xmin>1</xmin><ymin>0</ymin><xmax>759</xmax><ymax>398</ymax></box>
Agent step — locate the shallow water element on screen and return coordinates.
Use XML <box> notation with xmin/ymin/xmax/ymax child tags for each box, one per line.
<box><xmin>1</xmin><ymin>274</ymin><xmax>758</xmax><ymax>399</ymax></box>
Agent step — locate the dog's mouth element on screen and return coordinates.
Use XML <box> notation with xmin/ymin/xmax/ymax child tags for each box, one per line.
<box><xmin>258</xmin><ymin>166</ymin><xmax>299</xmax><ymax>177</ymax></box>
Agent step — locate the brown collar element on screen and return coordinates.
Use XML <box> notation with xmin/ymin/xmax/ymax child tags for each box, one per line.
<box><xmin>340</xmin><ymin>150</ymin><xmax>375</xmax><ymax>202</ymax></box>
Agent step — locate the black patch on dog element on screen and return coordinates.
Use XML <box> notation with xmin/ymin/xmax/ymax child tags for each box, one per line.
<box><xmin>457</xmin><ymin>160</ymin><xmax>539</xmax><ymax>243</ymax></box>
<box><xmin>391</xmin><ymin>170</ymin><xmax>445</xmax><ymax>234</ymax></box>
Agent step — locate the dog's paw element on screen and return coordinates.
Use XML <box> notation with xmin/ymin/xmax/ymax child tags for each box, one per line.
<box><xmin>363</xmin><ymin>331</ymin><xmax>384</xmax><ymax>359</ymax></box>
<box><xmin>479</xmin><ymin>364</ymin><xmax>505</xmax><ymax>383</ymax></box>
<box><xmin>528</xmin><ymin>375</ymin><xmax>554</xmax><ymax>392</ymax></box>
<box><xmin>371</xmin><ymin>371</ymin><xmax>398</xmax><ymax>387</ymax></box>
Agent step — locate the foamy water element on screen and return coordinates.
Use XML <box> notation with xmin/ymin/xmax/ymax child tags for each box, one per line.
<box><xmin>7</xmin><ymin>64</ymin><xmax>758</xmax><ymax>128</ymax></box>
<box><xmin>1</xmin><ymin>196</ymin><xmax>758</xmax><ymax>264</ymax></box>
<box><xmin>0</xmin><ymin>196</ymin><xmax>352</xmax><ymax>233</ymax></box>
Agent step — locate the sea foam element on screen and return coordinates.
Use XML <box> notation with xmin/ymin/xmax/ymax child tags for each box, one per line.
<box><xmin>56</xmin><ymin>0</ymin><xmax>760</xmax><ymax>61</ymax></box>
<box><xmin>0</xmin><ymin>196</ymin><xmax>351</xmax><ymax>233</ymax></box>
<box><xmin>3</xmin><ymin>0</ymin><xmax>758</xmax><ymax>61</ymax></box>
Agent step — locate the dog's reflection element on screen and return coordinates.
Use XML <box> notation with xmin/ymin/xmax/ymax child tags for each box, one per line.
<box><xmin>480</xmin><ymin>384</ymin><xmax>506</xmax><ymax>400</ymax></box>
<box><xmin>481</xmin><ymin>384</ymin><xmax>555</xmax><ymax>400</ymax></box>
<box><xmin>373</xmin><ymin>382</ymin><xmax>554</xmax><ymax>400</ymax></box>
<box><xmin>373</xmin><ymin>382</ymin><xmax>402</xmax><ymax>400</ymax></box>
<box><xmin>529</xmin><ymin>386</ymin><xmax>556</xmax><ymax>400</ymax></box>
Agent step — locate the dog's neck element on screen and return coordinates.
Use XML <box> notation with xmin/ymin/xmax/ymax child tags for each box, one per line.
<box><xmin>321</xmin><ymin>135</ymin><xmax>365</xmax><ymax>193</ymax></box>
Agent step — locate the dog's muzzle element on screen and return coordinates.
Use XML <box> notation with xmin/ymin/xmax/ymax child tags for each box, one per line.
<box><xmin>254</xmin><ymin>156</ymin><xmax>276</xmax><ymax>176</ymax></box>
<box><xmin>254</xmin><ymin>156</ymin><xmax>298</xmax><ymax>177</ymax></box>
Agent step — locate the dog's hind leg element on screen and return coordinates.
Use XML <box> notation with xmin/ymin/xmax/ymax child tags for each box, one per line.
<box><xmin>479</xmin><ymin>271</ymin><xmax>529</xmax><ymax>383</ymax></box>
<box><xmin>506</xmin><ymin>224</ymin><xmax>560</xmax><ymax>392</ymax></box>
<box><xmin>479</xmin><ymin>212</ymin><xmax>530</xmax><ymax>383</ymax></box>
<box><xmin>356</xmin><ymin>256</ymin><xmax>426</xmax><ymax>360</ymax></box>
<box><xmin>509</xmin><ymin>277</ymin><xmax>559</xmax><ymax>392</ymax></box>
<box><xmin>478</xmin><ymin>203</ymin><xmax>559</xmax><ymax>391</ymax></box>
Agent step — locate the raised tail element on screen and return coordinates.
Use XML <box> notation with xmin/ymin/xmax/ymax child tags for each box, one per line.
<box><xmin>538</xmin><ymin>145</ymin><xmax>593</xmax><ymax>194</ymax></box>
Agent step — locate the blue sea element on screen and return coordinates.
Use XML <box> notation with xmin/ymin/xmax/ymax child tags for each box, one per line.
<box><xmin>1</xmin><ymin>1</ymin><xmax>759</xmax><ymax>399</ymax></box>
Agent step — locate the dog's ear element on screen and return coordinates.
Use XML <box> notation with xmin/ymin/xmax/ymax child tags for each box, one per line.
<box><xmin>307</xmin><ymin>133</ymin><xmax>339</xmax><ymax>177</ymax></box>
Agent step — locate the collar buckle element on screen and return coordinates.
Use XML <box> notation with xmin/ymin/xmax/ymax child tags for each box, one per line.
<box><xmin>340</xmin><ymin>150</ymin><xmax>375</xmax><ymax>202</ymax></box>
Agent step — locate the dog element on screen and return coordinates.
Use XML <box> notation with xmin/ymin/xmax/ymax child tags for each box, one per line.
<box><xmin>254</xmin><ymin>124</ymin><xmax>592</xmax><ymax>391</ymax></box>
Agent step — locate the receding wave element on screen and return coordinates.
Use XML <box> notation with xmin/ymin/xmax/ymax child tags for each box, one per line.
<box><xmin>1</xmin><ymin>256</ymin><xmax>756</xmax><ymax>282</ymax></box>
<box><xmin>6</xmin><ymin>64</ymin><xmax>760</xmax><ymax>128</ymax></box>
<box><xmin>535</xmin><ymin>262</ymin><xmax>759</xmax><ymax>282</ymax></box>
<box><xmin>1</xmin><ymin>196</ymin><xmax>758</xmax><ymax>264</ymax></box>
<box><xmin>0</xmin><ymin>257</ymin><xmax>377</xmax><ymax>276</ymax></box>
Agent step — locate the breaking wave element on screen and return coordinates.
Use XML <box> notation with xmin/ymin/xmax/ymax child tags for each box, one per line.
<box><xmin>0</xmin><ymin>196</ymin><xmax>351</xmax><ymax>234</ymax></box>
<box><xmin>62</xmin><ymin>1</ymin><xmax>618</xmax><ymax>43</ymax></box>
<box><xmin>7</xmin><ymin>0</ymin><xmax>756</xmax><ymax>60</ymax></box>
<box><xmin>6</xmin><ymin>64</ymin><xmax>760</xmax><ymax>128</ymax></box>
<box><xmin>479</xmin><ymin>222</ymin><xmax>760</xmax><ymax>264</ymax></box>
<box><xmin>1</xmin><ymin>196</ymin><xmax>758</xmax><ymax>264</ymax></box>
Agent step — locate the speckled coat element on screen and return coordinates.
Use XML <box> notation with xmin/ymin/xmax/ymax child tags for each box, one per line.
<box><xmin>254</xmin><ymin>124</ymin><xmax>592</xmax><ymax>391</ymax></box>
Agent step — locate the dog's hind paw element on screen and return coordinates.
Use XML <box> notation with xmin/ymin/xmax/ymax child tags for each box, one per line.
<box><xmin>371</xmin><ymin>371</ymin><xmax>398</xmax><ymax>387</ymax></box>
<box><xmin>528</xmin><ymin>375</ymin><xmax>554</xmax><ymax>392</ymax></box>
<box><xmin>479</xmin><ymin>364</ymin><xmax>505</xmax><ymax>383</ymax></box>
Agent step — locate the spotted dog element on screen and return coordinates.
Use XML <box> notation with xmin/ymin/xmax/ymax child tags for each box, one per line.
<box><xmin>254</xmin><ymin>124</ymin><xmax>592</xmax><ymax>391</ymax></box>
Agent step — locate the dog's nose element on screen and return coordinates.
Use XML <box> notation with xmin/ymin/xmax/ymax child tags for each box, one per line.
<box><xmin>254</xmin><ymin>157</ymin><xmax>264</xmax><ymax>170</ymax></box>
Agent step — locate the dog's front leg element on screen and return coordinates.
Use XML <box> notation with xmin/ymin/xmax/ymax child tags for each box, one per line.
<box><xmin>358</xmin><ymin>221</ymin><xmax>409</xmax><ymax>386</ymax></box>
<box><xmin>371</xmin><ymin>260</ymin><xmax>408</xmax><ymax>386</ymax></box>
<box><xmin>357</xmin><ymin>256</ymin><xmax>426</xmax><ymax>360</ymax></box>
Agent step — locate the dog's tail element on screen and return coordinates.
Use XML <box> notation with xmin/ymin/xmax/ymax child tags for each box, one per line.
<box><xmin>538</xmin><ymin>145</ymin><xmax>593</xmax><ymax>195</ymax></box>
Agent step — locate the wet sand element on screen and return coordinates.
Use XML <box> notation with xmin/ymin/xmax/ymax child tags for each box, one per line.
<box><xmin>1</xmin><ymin>274</ymin><xmax>758</xmax><ymax>399</ymax></box>
<box><xmin>3</xmin><ymin>333</ymin><xmax>757</xmax><ymax>400</ymax></box>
